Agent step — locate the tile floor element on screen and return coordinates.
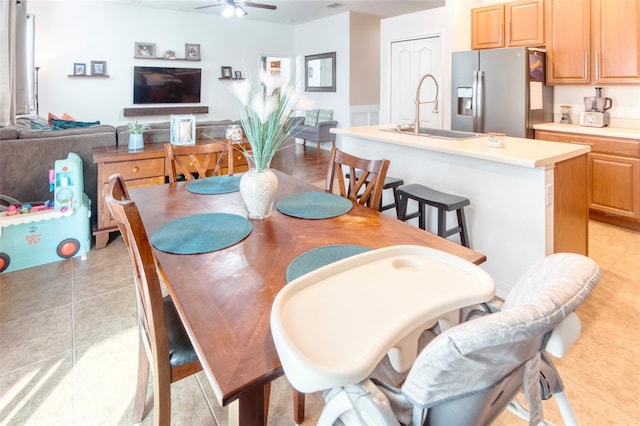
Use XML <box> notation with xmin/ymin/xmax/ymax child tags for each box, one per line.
<box><xmin>0</xmin><ymin>220</ymin><xmax>638</xmax><ymax>425</ymax></box>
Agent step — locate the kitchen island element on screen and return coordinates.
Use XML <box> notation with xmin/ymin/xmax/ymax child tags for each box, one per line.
<box><xmin>332</xmin><ymin>125</ymin><xmax>590</xmax><ymax>297</ymax></box>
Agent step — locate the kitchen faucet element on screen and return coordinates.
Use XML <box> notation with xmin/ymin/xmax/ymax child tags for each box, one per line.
<box><xmin>414</xmin><ymin>73</ymin><xmax>439</xmax><ymax>134</ymax></box>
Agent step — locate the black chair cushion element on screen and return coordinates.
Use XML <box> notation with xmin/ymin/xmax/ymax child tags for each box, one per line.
<box><xmin>163</xmin><ymin>296</ymin><xmax>199</xmax><ymax>367</ymax></box>
<box><xmin>397</xmin><ymin>184</ymin><xmax>469</xmax><ymax>211</ymax></box>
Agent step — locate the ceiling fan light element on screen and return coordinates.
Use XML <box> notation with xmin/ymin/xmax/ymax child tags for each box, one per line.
<box><xmin>222</xmin><ymin>4</ymin><xmax>235</xmax><ymax>18</ymax></box>
<box><xmin>235</xmin><ymin>5</ymin><xmax>247</xmax><ymax>17</ymax></box>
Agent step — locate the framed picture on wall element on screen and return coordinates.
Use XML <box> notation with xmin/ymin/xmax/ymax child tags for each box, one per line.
<box><xmin>73</xmin><ymin>63</ymin><xmax>86</xmax><ymax>76</ymax></box>
<box><xmin>234</xmin><ymin>71</ymin><xmax>242</xmax><ymax>79</ymax></box>
<box><xmin>91</xmin><ymin>61</ymin><xmax>107</xmax><ymax>75</ymax></box>
<box><xmin>135</xmin><ymin>42</ymin><xmax>156</xmax><ymax>58</ymax></box>
<box><xmin>185</xmin><ymin>43</ymin><xmax>201</xmax><ymax>60</ymax></box>
<box><xmin>221</xmin><ymin>66</ymin><xmax>232</xmax><ymax>78</ymax></box>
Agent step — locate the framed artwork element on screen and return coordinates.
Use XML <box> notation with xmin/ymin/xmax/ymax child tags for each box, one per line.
<box><xmin>170</xmin><ymin>114</ymin><xmax>196</xmax><ymax>145</ymax></box>
<box><xmin>135</xmin><ymin>42</ymin><xmax>156</xmax><ymax>58</ymax></box>
<box><xmin>163</xmin><ymin>50</ymin><xmax>176</xmax><ymax>59</ymax></box>
<box><xmin>234</xmin><ymin>71</ymin><xmax>242</xmax><ymax>79</ymax></box>
<box><xmin>91</xmin><ymin>61</ymin><xmax>107</xmax><ymax>75</ymax></box>
<box><xmin>73</xmin><ymin>63</ymin><xmax>86</xmax><ymax>76</ymax></box>
<box><xmin>221</xmin><ymin>66</ymin><xmax>232</xmax><ymax>78</ymax></box>
<box><xmin>185</xmin><ymin>43</ymin><xmax>201</xmax><ymax>60</ymax></box>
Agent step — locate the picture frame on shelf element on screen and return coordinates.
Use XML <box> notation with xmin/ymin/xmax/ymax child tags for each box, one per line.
<box><xmin>163</xmin><ymin>50</ymin><xmax>176</xmax><ymax>59</ymax></box>
<box><xmin>91</xmin><ymin>61</ymin><xmax>107</xmax><ymax>75</ymax></box>
<box><xmin>234</xmin><ymin>71</ymin><xmax>242</xmax><ymax>79</ymax></box>
<box><xmin>135</xmin><ymin>42</ymin><xmax>156</xmax><ymax>58</ymax></box>
<box><xmin>73</xmin><ymin>63</ymin><xmax>86</xmax><ymax>76</ymax></box>
<box><xmin>221</xmin><ymin>66</ymin><xmax>232</xmax><ymax>78</ymax></box>
<box><xmin>170</xmin><ymin>114</ymin><xmax>196</xmax><ymax>146</ymax></box>
<box><xmin>185</xmin><ymin>43</ymin><xmax>201</xmax><ymax>60</ymax></box>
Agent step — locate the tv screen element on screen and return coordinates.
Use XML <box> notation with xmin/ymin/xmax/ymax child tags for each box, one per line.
<box><xmin>133</xmin><ymin>66</ymin><xmax>201</xmax><ymax>104</ymax></box>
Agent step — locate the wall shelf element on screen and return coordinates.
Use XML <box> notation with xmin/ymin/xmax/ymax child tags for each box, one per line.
<box><xmin>123</xmin><ymin>106</ymin><xmax>209</xmax><ymax>117</ymax></box>
<box><xmin>68</xmin><ymin>74</ymin><xmax>110</xmax><ymax>78</ymax></box>
<box><xmin>134</xmin><ymin>56</ymin><xmax>201</xmax><ymax>62</ymax></box>
<box><xmin>218</xmin><ymin>77</ymin><xmax>245</xmax><ymax>81</ymax></box>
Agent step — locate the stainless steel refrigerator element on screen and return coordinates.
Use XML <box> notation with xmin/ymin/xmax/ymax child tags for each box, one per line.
<box><xmin>450</xmin><ymin>47</ymin><xmax>553</xmax><ymax>139</ymax></box>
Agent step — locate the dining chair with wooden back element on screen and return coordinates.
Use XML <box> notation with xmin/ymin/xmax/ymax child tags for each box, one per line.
<box><xmin>164</xmin><ymin>141</ymin><xmax>232</xmax><ymax>183</ymax></box>
<box><xmin>325</xmin><ymin>147</ymin><xmax>390</xmax><ymax>209</ymax></box>
<box><xmin>105</xmin><ymin>173</ymin><xmax>202</xmax><ymax>426</ymax></box>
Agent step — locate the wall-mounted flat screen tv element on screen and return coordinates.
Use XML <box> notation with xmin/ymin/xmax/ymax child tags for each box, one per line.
<box><xmin>133</xmin><ymin>66</ymin><xmax>201</xmax><ymax>104</ymax></box>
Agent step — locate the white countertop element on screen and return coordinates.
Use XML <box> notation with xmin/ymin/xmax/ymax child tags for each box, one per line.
<box><xmin>332</xmin><ymin>125</ymin><xmax>590</xmax><ymax>169</ymax></box>
<box><xmin>534</xmin><ymin>122</ymin><xmax>640</xmax><ymax>140</ymax></box>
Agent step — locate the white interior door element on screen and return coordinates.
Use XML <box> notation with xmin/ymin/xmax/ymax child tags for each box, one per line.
<box><xmin>390</xmin><ymin>36</ymin><xmax>442</xmax><ymax>129</ymax></box>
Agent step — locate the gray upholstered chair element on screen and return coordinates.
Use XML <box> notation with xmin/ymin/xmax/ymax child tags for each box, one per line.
<box><xmin>290</xmin><ymin>109</ymin><xmax>338</xmax><ymax>150</ymax></box>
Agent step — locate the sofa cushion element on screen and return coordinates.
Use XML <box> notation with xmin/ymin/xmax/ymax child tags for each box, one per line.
<box><xmin>318</xmin><ymin>109</ymin><xmax>333</xmax><ymax>122</ymax></box>
<box><xmin>0</xmin><ymin>126</ymin><xmax>19</xmax><ymax>140</ymax></box>
<box><xmin>304</xmin><ymin>109</ymin><xmax>320</xmax><ymax>127</ymax></box>
<box><xmin>18</xmin><ymin>124</ymin><xmax>116</xmax><ymax>139</ymax></box>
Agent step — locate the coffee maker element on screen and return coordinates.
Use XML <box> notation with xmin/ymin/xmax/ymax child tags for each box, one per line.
<box><xmin>579</xmin><ymin>87</ymin><xmax>612</xmax><ymax>127</ymax></box>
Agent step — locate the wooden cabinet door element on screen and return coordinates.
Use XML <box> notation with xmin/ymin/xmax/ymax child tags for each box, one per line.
<box><xmin>506</xmin><ymin>0</ymin><xmax>544</xmax><ymax>46</ymax></box>
<box><xmin>471</xmin><ymin>4</ymin><xmax>505</xmax><ymax>49</ymax></box>
<box><xmin>592</xmin><ymin>0</ymin><xmax>640</xmax><ymax>83</ymax></box>
<box><xmin>545</xmin><ymin>0</ymin><xmax>591</xmax><ymax>84</ymax></box>
<box><xmin>589</xmin><ymin>153</ymin><xmax>640</xmax><ymax>221</ymax></box>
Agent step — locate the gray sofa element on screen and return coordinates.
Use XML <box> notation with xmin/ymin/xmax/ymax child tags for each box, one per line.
<box><xmin>290</xmin><ymin>115</ymin><xmax>338</xmax><ymax>150</ymax></box>
<box><xmin>0</xmin><ymin>120</ymin><xmax>117</xmax><ymax>229</ymax></box>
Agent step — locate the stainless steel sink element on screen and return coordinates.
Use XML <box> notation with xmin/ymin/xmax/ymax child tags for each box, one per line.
<box><xmin>381</xmin><ymin>126</ymin><xmax>483</xmax><ymax>140</ymax></box>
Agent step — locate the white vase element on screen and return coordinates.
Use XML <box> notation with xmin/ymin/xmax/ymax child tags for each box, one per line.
<box><xmin>128</xmin><ymin>133</ymin><xmax>144</xmax><ymax>151</ymax></box>
<box><xmin>239</xmin><ymin>156</ymin><xmax>278</xmax><ymax>219</ymax></box>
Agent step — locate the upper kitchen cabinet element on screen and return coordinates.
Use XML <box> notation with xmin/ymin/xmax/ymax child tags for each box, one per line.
<box><xmin>471</xmin><ymin>0</ymin><xmax>544</xmax><ymax>50</ymax></box>
<box><xmin>592</xmin><ymin>0</ymin><xmax>640</xmax><ymax>84</ymax></box>
<box><xmin>546</xmin><ymin>0</ymin><xmax>640</xmax><ymax>84</ymax></box>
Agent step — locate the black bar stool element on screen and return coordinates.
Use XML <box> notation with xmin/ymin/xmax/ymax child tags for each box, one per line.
<box><xmin>346</xmin><ymin>172</ymin><xmax>404</xmax><ymax>213</ymax></box>
<box><xmin>397</xmin><ymin>183</ymin><xmax>470</xmax><ymax>247</ymax></box>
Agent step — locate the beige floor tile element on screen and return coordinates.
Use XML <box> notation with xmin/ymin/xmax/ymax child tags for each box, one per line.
<box><xmin>0</xmin><ymin>269</ymin><xmax>72</xmax><ymax>324</ymax></box>
<box><xmin>588</xmin><ymin>221</ymin><xmax>638</xmax><ymax>271</ymax></box>
<box><xmin>0</xmin><ymin>305</ymin><xmax>72</xmax><ymax>374</ymax></box>
<box><xmin>0</xmin><ymin>353</ymin><xmax>74</xmax><ymax>426</ymax></box>
<box><xmin>73</xmin><ymin>235</ymin><xmax>129</xmax><ymax>269</ymax></box>
<box><xmin>72</xmin><ymin>255</ymin><xmax>134</xmax><ymax>303</ymax></box>
<box><xmin>73</xmin><ymin>286</ymin><xmax>137</xmax><ymax>348</ymax></box>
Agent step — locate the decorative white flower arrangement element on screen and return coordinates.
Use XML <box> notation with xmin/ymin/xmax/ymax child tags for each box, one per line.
<box><xmin>231</xmin><ymin>70</ymin><xmax>303</xmax><ymax>172</ymax></box>
<box><xmin>127</xmin><ymin>119</ymin><xmax>150</xmax><ymax>134</ymax></box>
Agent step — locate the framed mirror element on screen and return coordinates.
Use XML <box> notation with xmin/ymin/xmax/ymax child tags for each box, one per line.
<box><xmin>305</xmin><ymin>52</ymin><xmax>336</xmax><ymax>92</ymax></box>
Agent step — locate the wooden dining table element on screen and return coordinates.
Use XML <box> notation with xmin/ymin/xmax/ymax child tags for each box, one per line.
<box><xmin>129</xmin><ymin>170</ymin><xmax>487</xmax><ymax>425</ymax></box>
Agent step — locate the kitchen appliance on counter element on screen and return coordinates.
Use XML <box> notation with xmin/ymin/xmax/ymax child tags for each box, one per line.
<box><xmin>579</xmin><ymin>87</ymin><xmax>612</xmax><ymax>127</ymax></box>
<box><xmin>451</xmin><ymin>47</ymin><xmax>553</xmax><ymax>139</ymax></box>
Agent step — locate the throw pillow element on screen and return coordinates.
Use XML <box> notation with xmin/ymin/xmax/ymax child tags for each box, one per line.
<box><xmin>61</xmin><ymin>113</ymin><xmax>76</xmax><ymax>121</ymax></box>
<box><xmin>304</xmin><ymin>109</ymin><xmax>320</xmax><ymax>127</ymax></box>
<box><xmin>318</xmin><ymin>109</ymin><xmax>333</xmax><ymax>122</ymax></box>
<box><xmin>47</xmin><ymin>112</ymin><xmax>60</xmax><ymax>125</ymax></box>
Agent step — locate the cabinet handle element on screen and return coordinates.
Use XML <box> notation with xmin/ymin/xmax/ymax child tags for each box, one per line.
<box><xmin>132</xmin><ymin>166</ymin><xmax>139</xmax><ymax>173</ymax></box>
<box><xmin>584</xmin><ymin>51</ymin><xmax>589</xmax><ymax>80</ymax></box>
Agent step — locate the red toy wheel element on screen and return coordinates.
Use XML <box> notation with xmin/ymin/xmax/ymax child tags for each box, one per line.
<box><xmin>57</xmin><ymin>239</ymin><xmax>80</xmax><ymax>258</ymax></box>
<box><xmin>0</xmin><ymin>253</ymin><xmax>9</xmax><ymax>273</ymax></box>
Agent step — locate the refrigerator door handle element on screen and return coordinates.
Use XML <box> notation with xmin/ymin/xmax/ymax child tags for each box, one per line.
<box><xmin>472</xmin><ymin>71</ymin><xmax>479</xmax><ymax>132</ymax></box>
<box><xmin>476</xmin><ymin>70</ymin><xmax>485</xmax><ymax>133</ymax></box>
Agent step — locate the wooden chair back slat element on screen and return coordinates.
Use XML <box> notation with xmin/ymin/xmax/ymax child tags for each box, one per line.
<box><xmin>325</xmin><ymin>147</ymin><xmax>390</xmax><ymax>209</ymax></box>
<box><xmin>165</xmin><ymin>141</ymin><xmax>232</xmax><ymax>183</ymax></box>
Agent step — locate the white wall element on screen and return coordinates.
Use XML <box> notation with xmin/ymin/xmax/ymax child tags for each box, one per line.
<box><xmin>27</xmin><ymin>0</ymin><xmax>294</xmax><ymax>126</ymax></box>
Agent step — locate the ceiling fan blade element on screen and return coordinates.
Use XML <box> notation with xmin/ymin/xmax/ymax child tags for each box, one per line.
<box><xmin>243</xmin><ymin>2</ymin><xmax>277</xmax><ymax>10</ymax></box>
<box><xmin>194</xmin><ymin>4</ymin><xmax>222</xmax><ymax>9</ymax></box>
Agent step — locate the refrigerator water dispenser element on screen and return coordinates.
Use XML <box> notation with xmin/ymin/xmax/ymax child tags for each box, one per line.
<box><xmin>457</xmin><ymin>87</ymin><xmax>473</xmax><ymax>116</ymax></box>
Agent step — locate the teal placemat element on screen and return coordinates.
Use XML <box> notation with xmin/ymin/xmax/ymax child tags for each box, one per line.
<box><xmin>277</xmin><ymin>192</ymin><xmax>353</xmax><ymax>219</ymax></box>
<box><xmin>286</xmin><ymin>244</ymin><xmax>372</xmax><ymax>283</ymax></box>
<box><xmin>185</xmin><ymin>176</ymin><xmax>241</xmax><ymax>195</ymax></box>
<box><xmin>151</xmin><ymin>213</ymin><xmax>252</xmax><ymax>254</ymax></box>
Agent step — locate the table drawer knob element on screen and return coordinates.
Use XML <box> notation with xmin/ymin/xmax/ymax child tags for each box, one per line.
<box><xmin>132</xmin><ymin>166</ymin><xmax>139</xmax><ymax>173</ymax></box>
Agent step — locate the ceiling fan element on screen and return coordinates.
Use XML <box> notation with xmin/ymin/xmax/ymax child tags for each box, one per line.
<box><xmin>196</xmin><ymin>1</ymin><xmax>277</xmax><ymax>18</ymax></box>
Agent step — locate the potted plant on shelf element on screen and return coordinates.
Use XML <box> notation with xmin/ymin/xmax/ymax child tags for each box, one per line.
<box><xmin>231</xmin><ymin>70</ymin><xmax>303</xmax><ymax>219</ymax></box>
<box><xmin>126</xmin><ymin>119</ymin><xmax>150</xmax><ymax>151</ymax></box>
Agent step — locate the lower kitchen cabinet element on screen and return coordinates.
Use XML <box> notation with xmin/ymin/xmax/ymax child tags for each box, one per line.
<box><xmin>536</xmin><ymin>129</ymin><xmax>640</xmax><ymax>230</ymax></box>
